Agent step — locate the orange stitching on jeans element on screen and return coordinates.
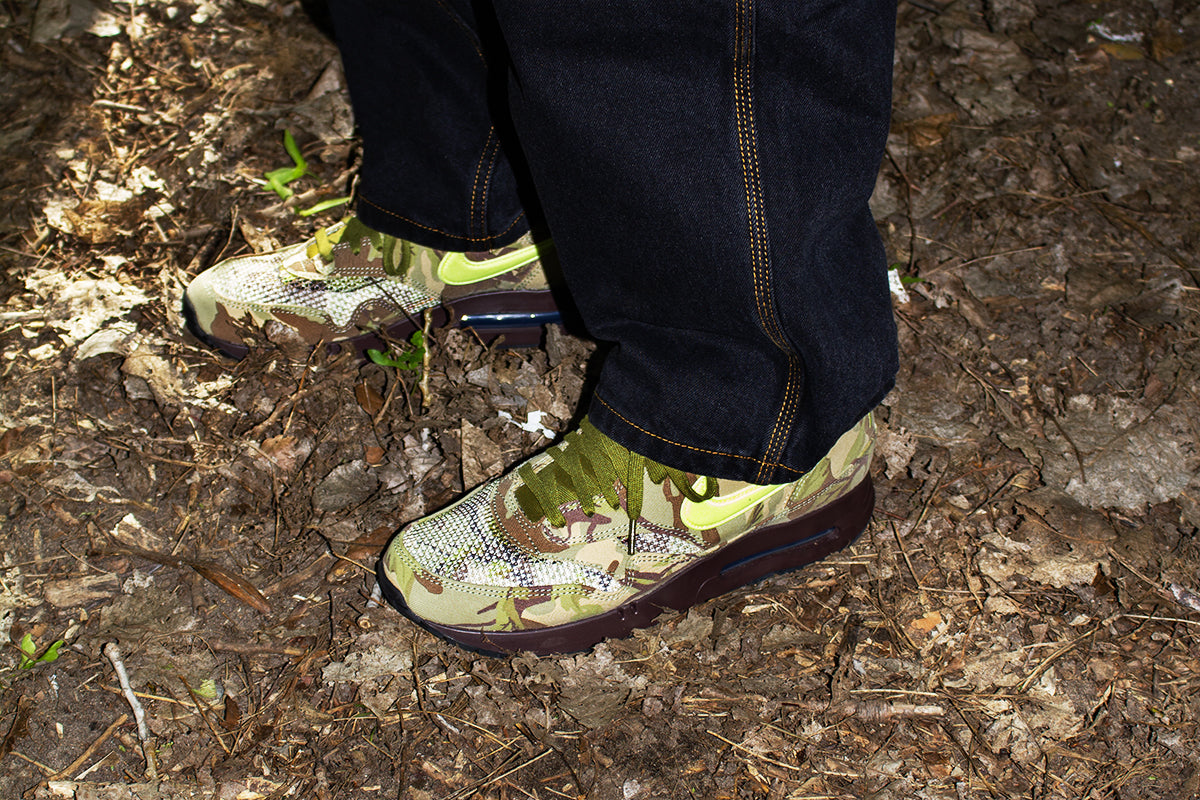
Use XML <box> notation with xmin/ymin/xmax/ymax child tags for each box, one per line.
<box><xmin>761</xmin><ymin>355</ymin><xmax>802</xmax><ymax>481</ymax></box>
<box><xmin>478</xmin><ymin>134</ymin><xmax>502</xmax><ymax>237</ymax></box>
<box><xmin>736</xmin><ymin>0</ymin><xmax>780</xmax><ymax>476</ymax></box>
<box><xmin>757</xmin><ymin>364</ymin><xmax>796</xmax><ymax>482</ymax></box>
<box><xmin>732</xmin><ymin>2</ymin><xmax>775</xmax><ymax>350</ymax></box>
<box><xmin>594</xmin><ymin>394</ymin><xmax>803</xmax><ymax>477</ymax></box>
<box><xmin>735</xmin><ymin>0</ymin><xmax>783</xmax><ymax>353</ymax></box>
<box><xmin>734</xmin><ymin>0</ymin><xmax>784</xmax><ymax>480</ymax></box>
<box><xmin>469</xmin><ymin>129</ymin><xmax>499</xmax><ymax>238</ymax></box>
<box><xmin>357</xmin><ymin>195</ymin><xmax>527</xmax><ymax>246</ymax></box>
<box><xmin>731</xmin><ymin>0</ymin><xmax>802</xmax><ymax>483</ymax></box>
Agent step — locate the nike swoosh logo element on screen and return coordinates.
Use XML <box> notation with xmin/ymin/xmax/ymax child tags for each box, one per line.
<box><xmin>680</xmin><ymin>482</ymin><xmax>789</xmax><ymax>530</ymax></box>
<box><xmin>437</xmin><ymin>243</ymin><xmax>545</xmax><ymax>286</ymax></box>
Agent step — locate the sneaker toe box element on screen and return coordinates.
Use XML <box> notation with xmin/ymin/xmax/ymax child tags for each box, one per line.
<box><xmin>380</xmin><ymin>480</ymin><xmax>632</xmax><ymax>631</ymax></box>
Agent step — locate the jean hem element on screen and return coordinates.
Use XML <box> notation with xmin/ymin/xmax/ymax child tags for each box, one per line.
<box><xmin>356</xmin><ymin>195</ymin><xmax>531</xmax><ymax>252</ymax></box>
<box><xmin>588</xmin><ymin>393</ymin><xmax>809</xmax><ymax>485</ymax></box>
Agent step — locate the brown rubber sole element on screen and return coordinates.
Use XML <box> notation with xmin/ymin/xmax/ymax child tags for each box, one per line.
<box><xmin>375</xmin><ymin>476</ymin><xmax>874</xmax><ymax>657</ymax></box>
<box><xmin>183</xmin><ymin>289</ymin><xmax>560</xmax><ymax>361</ymax></box>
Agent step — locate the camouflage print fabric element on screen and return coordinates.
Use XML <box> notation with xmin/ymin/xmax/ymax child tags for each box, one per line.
<box><xmin>184</xmin><ymin>217</ymin><xmax>553</xmax><ymax>354</ymax></box>
<box><xmin>380</xmin><ymin>413</ymin><xmax>875</xmax><ymax>633</ymax></box>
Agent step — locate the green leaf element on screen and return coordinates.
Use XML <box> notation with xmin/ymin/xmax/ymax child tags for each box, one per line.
<box><xmin>18</xmin><ymin>633</ymin><xmax>36</xmax><ymax>669</ymax></box>
<box><xmin>297</xmin><ymin>196</ymin><xmax>352</xmax><ymax>217</ymax></box>
<box><xmin>39</xmin><ymin>640</ymin><xmax>64</xmax><ymax>665</ymax></box>
<box><xmin>15</xmin><ymin>635</ymin><xmax>65</xmax><ymax>669</ymax></box>
<box><xmin>367</xmin><ymin>348</ymin><xmax>403</xmax><ymax>368</ymax></box>
<box><xmin>366</xmin><ymin>330</ymin><xmax>426</xmax><ymax>372</ymax></box>
<box><xmin>264</xmin><ymin>169</ymin><xmax>296</xmax><ymax>200</ymax></box>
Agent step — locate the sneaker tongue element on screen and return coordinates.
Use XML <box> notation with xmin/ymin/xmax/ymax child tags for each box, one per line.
<box><xmin>290</xmin><ymin>219</ymin><xmax>400</xmax><ymax>279</ymax></box>
<box><xmin>514</xmin><ymin>420</ymin><xmax>625</xmax><ymax>526</ymax></box>
<box><xmin>303</xmin><ymin>221</ymin><xmax>344</xmax><ymax>260</ymax></box>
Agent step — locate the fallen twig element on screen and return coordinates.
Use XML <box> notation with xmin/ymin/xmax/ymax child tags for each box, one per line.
<box><xmin>179</xmin><ymin>677</ymin><xmax>231</xmax><ymax>755</ymax></box>
<box><xmin>9</xmin><ymin>749</ymin><xmax>56</xmax><ymax>776</ymax></box>
<box><xmin>707</xmin><ymin>730</ymin><xmax>803</xmax><ymax>772</ymax></box>
<box><xmin>442</xmin><ymin>748</ymin><xmax>552</xmax><ymax>800</ymax></box>
<box><xmin>1016</xmin><ymin>621</ymin><xmax>1108</xmax><ymax>694</ymax></box>
<box><xmin>420</xmin><ymin>310</ymin><xmax>433</xmax><ymax>410</ymax></box>
<box><xmin>50</xmin><ymin>713</ymin><xmax>128</xmax><ymax>780</ymax></box>
<box><xmin>103</xmin><ymin>642</ymin><xmax>158</xmax><ymax>779</ymax></box>
<box><xmin>781</xmin><ymin>698</ymin><xmax>946</xmax><ymax>721</ymax></box>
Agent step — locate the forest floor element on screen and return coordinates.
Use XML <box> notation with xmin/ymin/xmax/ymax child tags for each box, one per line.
<box><xmin>1</xmin><ymin>0</ymin><xmax>1199</xmax><ymax>798</ymax></box>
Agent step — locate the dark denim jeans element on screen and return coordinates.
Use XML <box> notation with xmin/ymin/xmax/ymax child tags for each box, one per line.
<box><xmin>332</xmin><ymin>0</ymin><xmax>899</xmax><ymax>484</ymax></box>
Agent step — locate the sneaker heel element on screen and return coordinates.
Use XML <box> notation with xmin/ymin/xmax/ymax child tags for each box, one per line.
<box><xmin>692</xmin><ymin>477</ymin><xmax>874</xmax><ymax>606</ymax></box>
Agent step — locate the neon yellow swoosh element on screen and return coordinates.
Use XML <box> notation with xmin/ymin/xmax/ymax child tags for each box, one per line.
<box><xmin>437</xmin><ymin>243</ymin><xmax>544</xmax><ymax>286</ymax></box>
<box><xmin>680</xmin><ymin>482</ymin><xmax>789</xmax><ymax>530</ymax></box>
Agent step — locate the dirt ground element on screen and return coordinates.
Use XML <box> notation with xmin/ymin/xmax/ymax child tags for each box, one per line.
<box><xmin>1</xmin><ymin>0</ymin><xmax>1199</xmax><ymax>797</ymax></box>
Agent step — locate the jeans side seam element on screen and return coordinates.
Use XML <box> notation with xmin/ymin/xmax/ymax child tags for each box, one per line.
<box><xmin>733</xmin><ymin>0</ymin><xmax>778</xmax><ymax>353</ymax></box>
<box><xmin>734</xmin><ymin>0</ymin><xmax>801</xmax><ymax>483</ymax></box>
<box><xmin>469</xmin><ymin>128</ymin><xmax>500</xmax><ymax>238</ymax></box>
<box><xmin>480</xmin><ymin>134</ymin><xmax>502</xmax><ymax>237</ymax></box>
<box><xmin>358</xmin><ymin>195</ymin><xmax>527</xmax><ymax>246</ymax></box>
<box><xmin>594</xmin><ymin>393</ymin><xmax>804</xmax><ymax>478</ymax></box>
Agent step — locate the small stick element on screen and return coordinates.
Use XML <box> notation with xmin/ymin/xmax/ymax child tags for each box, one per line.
<box><xmin>1016</xmin><ymin>624</ymin><xmax>1102</xmax><ymax>694</ymax></box>
<box><xmin>179</xmin><ymin>677</ymin><xmax>231</xmax><ymax>754</ymax></box>
<box><xmin>420</xmin><ymin>310</ymin><xmax>433</xmax><ymax>411</ymax></box>
<box><xmin>8</xmin><ymin>750</ymin><xmax>56</xmax><ymax>775</ymax></box>
<box><xmin>51</xmin><ymin>714</ymin><xmax>128</xmax><ymax>779</ymax></box>
<box><xmin>442</xmin><ymin>749</ymin><xmax>552</xmax><ymax>800</ymax></box>
<box><xmin>103</xmin><ymin>642</ymin><xmax>158</xmax><ymax>779</ymax></box>
<box><xmin>247</xmin><ymin>383</ymin><xmax>323</xmax><ymax>439</ymax></box>
<box><xmin>707</xmin><ymin>730</ymin><xmax>803</xmax><ymax>772</ymax></box>
<box><xmin>781</xmin><ymin>698</ymin><xmax>945</xmax><ymax>721</ymax></box>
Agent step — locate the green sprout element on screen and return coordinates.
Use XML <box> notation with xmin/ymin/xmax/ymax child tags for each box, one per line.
<box><xmin>367</xmin><ymin>329</ymin><xmax>426</xmax><ymax>372</ymax></box>
<box><xmin>298</xmin><ymin>196</ymin><xmax>352</xmax><ymax>217</ymax></box>
<box><xmin>889</xmin><ymin>263</ymin><xmax>925</xmax><ymax>285</ymax></box>
<box><xmin>262</xmin><ymin>131</ymin><xmax>352</xmax><ymax>216</ymax></box>
<box><xmin>17</xmin><ymin>633</ymin><xmax>64</xmax><ymax>670</ymax></box>
<box><xmin>263</xmin><ymin>130</ymin><xmax>307</xmax><ymax>200</ymax></box>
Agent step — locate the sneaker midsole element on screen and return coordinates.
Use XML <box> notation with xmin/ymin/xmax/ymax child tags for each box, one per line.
<box><xmin>376</xmin><ymin>476</ymin><xmax>874</xmax><ymax>656</ymax></box>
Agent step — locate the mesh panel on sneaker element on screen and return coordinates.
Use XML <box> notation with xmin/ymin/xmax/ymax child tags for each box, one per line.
<box><xmin>208</xmin><ymin>262</ymin><xmax>434</xmax><ymax>331</ymax></box>
<box><xmin>401</xmin><ymin>481</ymin><xmax>623</xmax><ymax>593</ymax></box>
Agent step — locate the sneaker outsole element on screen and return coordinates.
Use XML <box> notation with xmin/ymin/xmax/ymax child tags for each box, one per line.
<box><xmin>375</xmin><ymin>476</ymin><xmax>874</xmax><ymax>657</ymax></box>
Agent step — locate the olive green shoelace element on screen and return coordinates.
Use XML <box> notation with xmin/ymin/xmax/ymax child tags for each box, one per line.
<box><xmin>305</xmin><ymin>217</ymin><xmax>406</xmax><ymax>276</ymax></box>
<box><xmin>514</xmin><ymin>418</ymin><xmax>716</xmax><ymax>552</ymax></box>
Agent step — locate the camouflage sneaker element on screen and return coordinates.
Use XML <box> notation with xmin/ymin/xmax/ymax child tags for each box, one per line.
<box><xmin>376</xmin><ymin>413</ymin><xmax>877</xmax><ymax>655</ymax></box>
<box><xmin>183</xmin><ymin>217</ymin><xmax>559</xmax><ymax>359</ymax></box>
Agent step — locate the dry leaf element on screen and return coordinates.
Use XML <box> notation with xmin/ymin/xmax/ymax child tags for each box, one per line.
<box><xmin>43</xmin><ymin>574</ymin><xmax>120</xmax><ymax>608</ymax></box>
<box><xmin>190</xmin><ymin>562</ymin><xmax>272</xmax><ymax>614</ymax></box>
<box><xmin>909</xmin><ymin>611</ymin><xmax>943</xmax><ymax>635</ymax></box>
<box><xmin>121</xmin><ymin>344</ymin><xmax>184</xmax><ymax>406</ymax></box>
<box><xmin>460</xmin><ymin>420</ymin><xmax>503</xmax><ymax>490</ymax></box>
<box><xmin>223</xmin><ymin>696</ymin><xmax>241</xmax><ymax>730</ymax></box>
<box><xmin>904</xmin><ymin>112</ymin><xmax>957</xmax><ymax>148</ymax></box>
<box><xmin>1150</xmin><ymin>21</ymin><xmax>1184</xmax><ymax>61</ymax></box>
<box><xmin>355</xmin><ymin>382</ymin><xmax>384</xmax><ymax>416</ymax></box>
<box><xmin>110</xmin><ymin>513</ymin><xmax>166</xmax><ymax>552</ymax></box>
<box><xmin>260</xmin><ymin>435</ymin><xmax>312</xmax><ymax>475</ymax></box>
<box><xmin>1099</xmin><ymin>41</ymin><xmax>1144</xmax><ymax>61</ymax></box>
